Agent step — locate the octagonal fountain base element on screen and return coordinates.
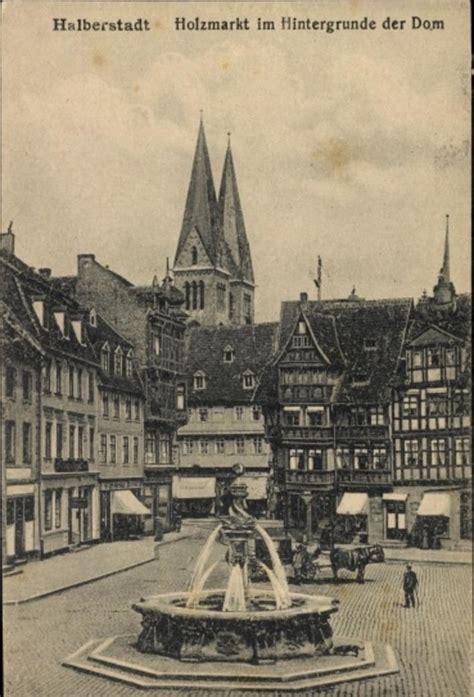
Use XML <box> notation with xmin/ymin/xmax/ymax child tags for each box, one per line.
<box><xmin>63</xmin><ymin>633</ymin><xmax>399</xmax><ymax>692</ymax></box>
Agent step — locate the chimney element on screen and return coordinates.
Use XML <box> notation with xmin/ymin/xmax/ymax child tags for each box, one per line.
<box><xmin>1</xmin><ymin>222</ymin><xmax>15</xmax><ymax>255</ymax></box>
<box><xmin>38</xmin><ymin>268</ymin><xmax>51</xmax><ymax>279</ymax></box>
<box><xmin>299</xmin><ymin>292</ymin><xmax>308</xmax><ymax>309</ymax></box>
<box><xmin>78</xmin><ymin>254</ymin><xmax>95</xmax><ymax>276</ymax></box>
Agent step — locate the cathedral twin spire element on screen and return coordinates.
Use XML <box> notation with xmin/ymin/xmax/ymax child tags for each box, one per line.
<box><xmin>174</xmin><ymin>118</ymin><xmax>254</xmax><ymax>286</ymax></box>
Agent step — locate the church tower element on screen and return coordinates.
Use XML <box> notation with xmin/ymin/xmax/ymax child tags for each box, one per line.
<box><xmin>433</xmin><ymin>214</ymin><xmax>456</xmax><ymax>308</ymax></box>
<box><xmin>173</xmin><ymin>119</ymin><xmax>255</xmax><ymax>326</ymax></box>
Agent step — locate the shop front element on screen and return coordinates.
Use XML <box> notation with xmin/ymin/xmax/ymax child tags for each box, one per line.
<box><xmin>41</xmin><ymin>474</ymin><xmax>100</xmax><ymax>556</ymax></box>
<box><xmin>235</xmin><ymin>474</ymin><xmax>268</xmax><ymax>518</ymax></box>
<box><xmin>142</xmin><ymin>469</ymin><xmax>173</xmax><ymax>533</ymax></box>
<box><xmin>5</xmin><ymin>484</ymin><xmax>39</xmax><ymax>562</ymax></box>
<box><xmin>383</xmin><ymin>492</ymin><xmax>407</xmax><ymax>541</ymax></box>
<box><xmin>172</xmin><ymin>475</ymin><xmax>216</xmax><ymax>518</ymax></box>
<box><xmin>336</xmin><ymin>492</ymin><xmax>369</xmax><ymax>544</ymax></box>
<box><xmin>415</xmin><ymin>491</ymin><xmax>451</xmax><ymax>550</ymax></box>
<box><xmin>99</xmin><ymin>478</ymin><xmax>147</xmax><ymax>541</ymax></box>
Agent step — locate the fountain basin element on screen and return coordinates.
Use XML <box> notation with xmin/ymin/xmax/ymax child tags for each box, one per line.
<box><xmin>133</xmin><ymin>589</ymin><xmax>339</xmax><ymax>664</ymax></box>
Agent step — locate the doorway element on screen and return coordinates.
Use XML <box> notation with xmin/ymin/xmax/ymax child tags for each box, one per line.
<box><xmin>385</xmin><ymin>500</ymin><xmax>406</xmax><ymax>540</ymax></box>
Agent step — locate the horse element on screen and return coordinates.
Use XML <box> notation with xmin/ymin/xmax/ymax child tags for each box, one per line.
<box><xmin>329</xmin><ymin>544</ymin><xmax>384</xmax><ymax>583</ymax></box>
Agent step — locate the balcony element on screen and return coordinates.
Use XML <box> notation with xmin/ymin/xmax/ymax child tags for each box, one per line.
<box><xmin>54</xmin><ymin>458</ymin><xmax>89</xmax><ymax>473</ymax></box>
<box><xmin>282</xmin><ymin>426</ymin><xmax>333</xmax><ymax>441</ymax></box>
<box><xmin>336</xmin><ymin>425</ymin><xmax>388</xmax><ymax>440</ymax></box>
<box><xmin>337</xmin><ymin>469</ymin><xmax>392</xmax><ymax>486</ymax></box>
<box><xmin>286</xmin><ymin>470</ymin><xmax>335</xmax><ymax>487</ymax></box>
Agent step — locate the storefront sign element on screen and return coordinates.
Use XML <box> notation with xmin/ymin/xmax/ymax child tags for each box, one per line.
<box><xmin>70</xmin><ymin>497</ymin><xmax>88</xmax><ymax>509</ymax></box>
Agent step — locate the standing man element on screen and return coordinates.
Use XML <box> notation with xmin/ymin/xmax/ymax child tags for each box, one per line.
<box><xmin>403</xmin><ymin>564</ymin><xmax>418</xmax><ymax>608</ymax></box>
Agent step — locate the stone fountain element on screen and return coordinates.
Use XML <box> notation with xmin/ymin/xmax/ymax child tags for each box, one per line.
<box><xmin>133</xmin><ymin>481</ymin><xmax>338</xmax><ymax>663</ymax></box>
<box><xmin>64</xmin><ymin>477</ymin><xmax>399</xmax><ymax>691</ymax></box>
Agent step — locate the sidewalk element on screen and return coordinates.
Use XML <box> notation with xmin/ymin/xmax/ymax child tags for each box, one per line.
<box><xmin>383</xmin><ymin>546</ymin><xmax>472</xmax><ymax>565</ymax></box>
<box><xmin>3</xmin><ymin>530</ymin><xmax>190</xmax><ymax>605</ymax></box>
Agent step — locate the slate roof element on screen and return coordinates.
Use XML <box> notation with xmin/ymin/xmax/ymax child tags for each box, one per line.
<box><xmin>185</xmin><ymin>322</ymin><xmax>279</xmax><ymax>406</ymax></box>
<box><xmin>218</xmin><ymin>143</ymin><xmax>255</xmax><ymax>284</ymax></box>
<box><xmin>0</xmin><ymin>250</ymin><xmax>98</xmax><ymax>365</ymax></box>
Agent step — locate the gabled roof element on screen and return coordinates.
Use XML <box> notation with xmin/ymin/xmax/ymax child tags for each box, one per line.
<box><xmin>218</xmin><ymin>142</ymin><xmax>255</xmax><ymax>284</ymax></box>
<box><xmin>408</xmin><ymin>324</ymin><xmax>465</xmax><ymax>347</ymax></box>
<box><xmin>278</xmin><ymin>306</ymin><xmax>345</xmax><ymax>367</ymax></box>
<box><xmin>409</xmin><ymin>293</ymin><xmax>471</xmax><ymax>343</ymax></box>
<box><xmin>174</xmin><ymin>120</ymin><xmax>222</xmax><ymax>268</ymax></box>
<box><xmin>185</xmin><ymin>322</ymin><xmax>279</xmax><ymax>405</ymax></box>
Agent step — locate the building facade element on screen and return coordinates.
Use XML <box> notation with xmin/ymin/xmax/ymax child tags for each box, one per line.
<box><xmin>175</xmin><ymin>324</ymin><xmax>278</xmax><ymax>516</ymax></box>
<box><xmin>173</xmin><ymin>121</ymin><xmax>255</xmax><ymax>327</ymax></box>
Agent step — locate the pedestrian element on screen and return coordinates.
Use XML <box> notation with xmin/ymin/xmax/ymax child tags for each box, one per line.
<box><xmin>403</xmin><ymin>564</ymin><xmax>418</xmax><ymax>608</ymax></box>
<box><xmin>292</xmin><ymin>544</ymin><xmax>306</xmax><ymax>584</ymax></box>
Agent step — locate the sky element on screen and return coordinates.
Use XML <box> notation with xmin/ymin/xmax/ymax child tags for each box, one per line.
<box><xmin>2</xmin><ymin>0</ymin><xmax>471</xmax><ymax>322</ymax></box>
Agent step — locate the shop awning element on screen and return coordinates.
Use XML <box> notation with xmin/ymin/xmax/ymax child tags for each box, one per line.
<box><xmin>112</xmin><ymin>490</ymin><xmax>151</xmax><ymax>516</ymax></box>
<box><xmin>337</xmin><ymin>493</ymin><xmax>369</xmax><ymax>516</ymax></box>
<box><xmin>417</xmin><ymin>493</ymin><xmax>451</xmax><ymax>517</ymax></box>
<box><xmin>383</xmin><ymin>493</ymin><xmax>408</xmax><ymax>502</ymax></box>
<box><xmin>172</xmin><ymin>476</ymin><xmax>216</xmax><ymax>499</ymax></box>
<box><xmin>235</xmin><ymin>475</ymin><xmax>268</xmax><ymax>500</ymax></box>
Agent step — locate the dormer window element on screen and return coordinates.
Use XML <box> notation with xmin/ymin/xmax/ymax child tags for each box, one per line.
<box><xmin>191</xmin><ymin>246</ymin><xmax>198</xmax><ymax>265</ymax></box>
<box><xmin>193</xmin><ymin>371</ymin><xmax>207</xmax><ymax>391</ymax></box>
<box><xmin>126</xmin><ymin>350</ymin><xmax>133</xmax><ymax>378</ymax></box>
<box><xmin>364</xmin><ymin>338</ymin><xmax>377</xmax><ymax>350</ymax></box>
<box><xmin>114</xmin><ymin>346</ymin><xmax>123</xmax><ymax>375</ymax></box>
<box><xmin>242</xmin><ymin>370</ymin><xmax>256</xmax><ymax>390</ymax></box>
<box><xmin>33</xmin><ymin>300</ymin><xmax>45</xmax><ymax>326</ymax></box>
<box><xmin>101</xmin><ymin>343</ymin><xmax>110</xmax><ymax>373</ymax></box>
<box><xmin>89</xmin><ymin>308</ymin><xmax>97</xmax><ymax>327</ymax></box>
<box><xmin>223</xmin><ymin>345</ymin><xmax>235</xmax><ymax>363</ymax></box>
<box><xmin>352</xmin><ymin>373</ymin><xmax>369</xmax><ymax>385</ymax></box>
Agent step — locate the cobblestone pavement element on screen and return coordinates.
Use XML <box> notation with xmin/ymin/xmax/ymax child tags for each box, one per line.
<box><xmin>4</xmin><ymin>521</ymin><xmax>471</xmax><ymax>697</ymax></box>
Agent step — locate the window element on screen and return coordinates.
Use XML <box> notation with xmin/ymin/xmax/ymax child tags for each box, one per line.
<box><xmin>229</xmin><ymin>292</ymin><xmax>234</xmax><ymax>319</ymax></box>
<box><xmin>185</xmin><ymin>282</ymin><xmax>191</xmax><ymax>310</ymax></box>
<box><xmin>427</xmin><ymin>395</ymin><xmax>448</xmax><ymax>416</ymax></box>
<box><xmin>126</xmin><ymin>351</ymin><xmax>133</xmax><ymax>377</ymax></box>
<box><xmin>199</xmin><ymin>280</ymin><xmax>205</xmax><ymax>309</ymax></box>
<box><xmin>22</xmin><ymin>423</ymin><xmax>32</xmax><ymax>463</ymax></box>
<box><xmin>55</xmin><ymin>490</ymin><xmax>62</xmax><ymax>528</ymax></box>
<box><xmin>213</xmin><ymin>408</ymin><xmax>224</xmax><ymax>422</ymax></box>
<box><xmin>7</xmin><ymin>500</ymin><xmax>14</xmax><ymax>526</ymax></box>
<box><xmin>369</xmin><ymin>406</ymin><xmax>384</xmax><ymax>425</ymax></box>
<box><xmin>125</xmin><ymin>397</ymin><xmax>132</xmax><ymax>421</ymax></box>
<box><xmin>153</xmin><ymin>335</ymin><xmax>160</xmax><ymax>356</ymax></box>
<box><xmin>6</xmin><ymin>366</ymin><xmax>16</xmax><ymax>398</ymax></box>
<box><xmin>145</xmin><ymin>433</ymin><xmax>156</xmax><ymax>462</ymax></box>
<box><xmin>430</xmin><ymin>439</ymin><xmax>446</xmax><ymax>466</ymax></box>
<box><xmin>253</xmin><ymin>437</ymin><xmax>263</xmax><ymax>454</ymax></box>
<box><xmin>45</xmin><ymin>422</ymin><xmax>52</xmax><ymax>459</ymax></box>
<box><xmin>24</xmin><ymin>497</ymin><xmax>34</xmax><ymax>523</ymax></box>
<box><xmin>364</xmin><ymin>338</ymin><xmax>377</xmax><ymax>350</ymax></box>
<box><xmin>78</xmin><ymin>426</ymin><xmax>84</xmax><ymax>458</ymax></box>
<box><xmin>215</xmin><ymin>439</ymin><xmax>225</xmax><ymax>455</ymax></box>
<box><xmin>455</xmin><ymin>438</ymin><xmax>470</xmax><ymax>466</ymax></box>
<box><xmin>402</xmin><ymin>396</ymin><xmax>419</xmax><ymax>418</ymax></box>
<box><xmin>114</xmin><ymin>347</ymin><xmax>123</xmax><ymax>375</ymax></box>
<box><xmin>354</xmin><ymin>448</ymin><xmax>369</xmax><ymax>469</ymax></box>
<box><xmin>56</xmin><ymin>423</ymin><xmax>63</xmax><ymax>458</ymax></box>
<box><xmin>373</xmin><ymin>448</ymin><xmax>388</xmax><ymax>468</ymax></box>
<box><xmin>309</xmin><ymin>410</ymin><xmax>323</xmax><ymax>426</ymax></box>
<box><xmin>44</xmin><ymin>362</ymin><xmax>51</xmax><ymax>393</ymax></box>
<box><xmin>89</xmin><ymin>308</ymin><xmax>97</xmax><ymax>327</ymax></box>
<box><xmin>308</xmin><ymin>449</ymin><xmax>324</xmax><ymax>470</ymax></box>
<box><xmin>191</xmin><ymin>246</ymin><xmax>198</xmax><ymax>265</ymax></box>
<box><xmin>5</xmin><ymin>421</ymin><xmax>15</xmax><ymax>463</ymax></box>
<box><xmin>199</xmin><ymin>438</ymin><xmax>208</xmax><ymax>455</ymax></box>
<box><xmin>101</xmin><ymin>345</ymin><xmax>110</xmax><ymax>372</ymax></box>
<box><xmin>199</xmin><ymin>408</ymin><xmax>208</xmax><ymax>422</ymax></box>
<box><xmin>103</xmin><ymin>392</ymin><xmax>109</xmax><ymax>417</ymax></box>
<box><xmin>22</xmin><ymin>371</ymin><xmax>32</xmax><ymax>402</ymax></box>
<box><xmin>68</xmin><ymin>365</ymin><xmax>75</xmax><ymax>398</ymax></box>
<box><xmin>223</xmin><ymin>345</ymin><xmax>234</xmax><ymax>363</ymax></box>
<box><xmin>235</xmin><ymin>406</ymin><xmax>243</xmax><ymax>421</ymax></box>
<box><xmin>134</xmin><ymin>397</ymin><xmax>140</xmax><ymax>420</ymax></box>
<box><xmin>236</xmin><ymin>436</ymin><xmax>245</xmax><ymax>455</ymax></box>
<box><xmin>252</xmin><ymin>406</ymin><xmax>261</xmax><ymax>421</ymax></box>
<box><xmin>412</xmin><ymin>350</ymin><xmax>423</xmax><ymax>367</ymax></box>
<box><xmin>403</xmin><ymin>440</ymin><xmax>419</xmax><ymax>466</ymax></box>
<box><xmin>113</xmin><ymin>394</ymin><xmax>120</xmax><ymax>419</ymax></box>
<box><xmin>351</xmin><ymin>407</ymin><xmax>367</xmax><ymax>426</ymax></box>
<box><xmin>217</xmin><ymin>283</ymin><xmax>226</xmax><ymax>311</ymax></box>
<box><xmin>285</xmin><ymin>410</ymin><xmax>300</xmax><ymax>426</ymax></box>
<box><xmin>292</xmin><ymin>335</ymin><xmax>310</xmax><ymax>348</ymax></box>
<box><xmin>69</xmin><ymin>425</ymin><xmax>76</xmax><ymax>459</ymax></box>
<box><xmin>55</xmin><ymin>362</ymin><xmax>62</xmax><ymax>394</ymax></box>
<box><xmin>77</xmin><ymin>369</ymin><xmax>83</xmax><ymax>400</ymax></box>
<box><xmin>242</xmin><ymin>372</ymin><xmax>255</xmax><ymax>390</ymax></box>
<box><xmin>336</xmin><ymin>447</ymin><xmax>351</xmax><ymax>469</ymax></box>
<box><xmin>123</xmin><ymin>436</ymin><xmax>130</xmax><ymax>464</ymax></box>
<box><xmin>88</xmin><ymin>372</ymin><xmax>94</xmax><ymax>402</ymax></box>
<box><xmin>44</xmin><ymin>490</ymin><xmax>53</xmax><ymax>531</ymax></box>
<box><xmin>109</xmin><ymin>435</ymin><xmax>116</xmax><ymax>464</ymax></box>
<box><xmin>243</xmin><ymin>294</ymin><xmax>252</xmax><ymax>323</ymax></box>
<box><xmin>133</xmin><ymin>437</ymin><xmax>139</xmax><ymax>464</ymax></box>
<box><xmin>289</xmin><ymin>448</ymin><xmax>305</xmax><ymax>470</ymax></box>
<box><xmin>100</xmin><ymin>434</ymin><xmax>107</xmax><ymax>463</ymax></box>
<box><xmin>427</xmin><ymin>348</ymin><xmax>441</xmax><ymax>381</ymax></box>
<box><xmin>89</xmin><ymin>427</ymin><xmax>95</xmax><ymax>461</ymax></box>
<box><xmin>297</xmin><ymin>321</ymin><xmax>307</xmax><ymax>334</ymax></box>
<box><xmin>194</xmin><ymin>372</ymin><xmax>206</xmax><ymax>390</ymax></box>
<box><xmin>176</xmin><ymin>385</ymin><xmax>185</xmax><ymax>411</ymax></box>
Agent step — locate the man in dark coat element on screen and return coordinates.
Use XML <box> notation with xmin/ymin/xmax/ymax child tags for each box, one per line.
<box><xmin>403</xmin><ymin>564</ymin><xmax>418</xmax><ymax>608</ymax></box>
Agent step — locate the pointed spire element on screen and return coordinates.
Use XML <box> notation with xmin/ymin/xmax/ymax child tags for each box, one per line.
<box><xmin>218</xmin><ymin>138</ymin><xmax>255</xmax><ymax>285</ymax></box>
<box><xmin>174</xmin><ymin>118</ymin><xmax>221</xmax><ymax>267</ymax></box>
<box><xmin>441</xmin><ymin>214</ymin><xmax>450</xmax><ymax>283</ymax></box>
